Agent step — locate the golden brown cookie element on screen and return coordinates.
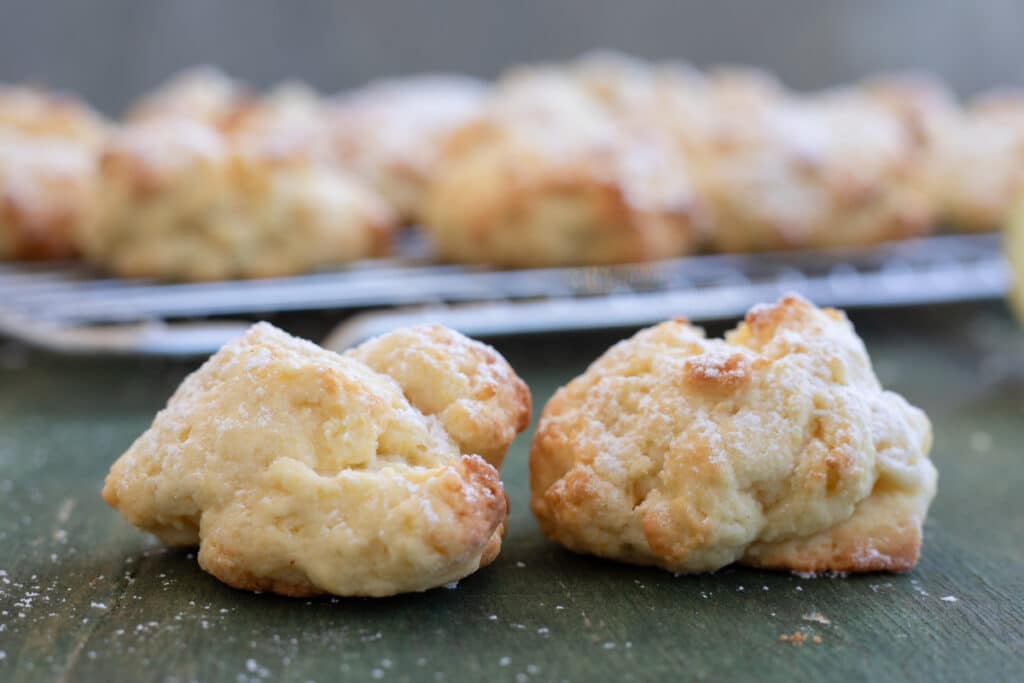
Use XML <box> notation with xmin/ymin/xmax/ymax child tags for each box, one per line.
<box><xmin>530</xmin><ymin>295</ymin><xmax>936</xmax><ymax>574</ymax></box>
<box><xmin>103</xmin><ymin>322</ymin><xmax>530</xmax><ymax>597</ymax></box>
<box><xmin>0</xmin><ymin>86</ymin><xmax>106</xmax><ymax>260</ymax></box>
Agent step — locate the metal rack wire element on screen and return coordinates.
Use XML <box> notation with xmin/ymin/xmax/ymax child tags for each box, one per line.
<box><xmin>0</xmin><ymin>233</ymin><xmax>1008</xmax><ymax>356</ymax></box>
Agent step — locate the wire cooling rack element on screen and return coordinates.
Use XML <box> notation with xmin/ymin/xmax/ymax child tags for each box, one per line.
<box><xmin>0</xmin><ymin>233</ymin><xmax>1008</xmax><ymax>356</ymax></box>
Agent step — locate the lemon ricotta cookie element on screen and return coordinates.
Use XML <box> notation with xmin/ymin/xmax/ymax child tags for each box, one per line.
<box><xmin>530</xmin><ymin>294</ymin><xmax>936</xmax><ymax>574</ymax></box>
<box><xmin>856</xmin><ymin>72</ymin><xmax>957</xmax><ymax>148</ymax></box>
<box><xmin>328</xmin><ymin>75</ymin><xmax>488</xmax><ymax>222</ymax></box>
<box><xmin>0</xmin><ymin>86</ymin><xmax>106</xmax><ymax>260</ymax></box>
<box><xmin>502</xmin><ymin>52</ymin><xmax>706</xmax><ymax>129</ymax></box>
<box><xmin>931</xmin><ymin>90</ymin><xmax>1024</xmax><ymax>232</ymax></box>
<box><xmin>422</xmin><ymin>75</ymin><xmax>705</xmax><ymax>268</ymax></box>
<box><xmin>695</xmin><ymin>91</ymin><xmax>935</xmax><ymax>252</ymax></box>
<box><xmin>79</xmin><ymin>114</ymin><xmax>396</xmax><ymax>281</ymax></box>
<box><xmin>125</xmin><ymin>66</ymin><xmax>250</xmax><ymax>126</ymax></box>
<box><xmin>103</xmin><ymin>322</ymin><xmax>530</xmax><ymax>597</ymax></box>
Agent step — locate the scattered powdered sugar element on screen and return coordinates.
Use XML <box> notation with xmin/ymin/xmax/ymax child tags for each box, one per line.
<box><xmin>245</xmin><ymin>658</ymin><xmax>271</xmax><ymax>679</ymax></box>
<box><xmin>802</xmin><ymin>611</ymin><xmax>831</xmax><ymax>625</ymax></box>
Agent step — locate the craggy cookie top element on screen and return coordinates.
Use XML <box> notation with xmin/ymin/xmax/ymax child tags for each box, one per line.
<box><xmin>531</xmin><ymin>295</ymin><xmax>936</xmax><ymax>574</ymax></box>
<box><xmin>104</xmin><ymin>323</ymin><xmax>530</xmax><ymax>597</ymax></box>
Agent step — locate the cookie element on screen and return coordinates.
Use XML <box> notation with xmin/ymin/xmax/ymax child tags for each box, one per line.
<box><xmin>530</xmin><ymin>295</ymin><xmax>936</xmax><ymax>574</ymax></box>
<box><xmin>79</xmin><ymin>115</ymin><xmax>395</xmax><ymax>281</ymax></box>
<box><xmin>931</xmin><ymin>90</ymin><xmax>1024</xmax><ymax>232</ymax></box>
<box><xmin>328</xmin><ymin>75</ymin><xmax>487</xmax><ymax>221</ymax></box>
<box><xmin>103</xmin><ymin>322</ymin><xmax>531</xmax><ymax>597</ymax></box>
<box><xmin>422</xmin><ymin>75</ymin><xmax>705</xmax><ymax>267</ymax></box>
<box><xmin>126</xmin><ymin>67</ymin><xmax>250</xmax><ymax>126</ymax></box>
<box><xmin>696</xmin><ymin>92</ymin><xmax>935</xmax><ymax>251</ymax></box>
<box><xmin>0</xmin><ymin>86</ymin><xmax>106</xmax><ymax>260</ymax></box>
<box><xmin>857</xmin><ymin>72</ymin><xmax>957</xmax><ymax>148</ymax></box>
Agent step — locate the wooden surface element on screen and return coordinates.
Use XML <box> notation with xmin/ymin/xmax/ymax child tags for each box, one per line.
<box><xmin>0</xmin><ymin>305</ymin><xmax>1022</xmax><ymax>682</ymax></box>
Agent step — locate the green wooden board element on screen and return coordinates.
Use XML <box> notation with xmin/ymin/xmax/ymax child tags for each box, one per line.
<box><xmin>1</xmin><ymin>305</ymin><xmax>1022</xmax><ymax>682</ymax></box>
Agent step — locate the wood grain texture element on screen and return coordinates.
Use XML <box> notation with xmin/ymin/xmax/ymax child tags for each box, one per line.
<box><xmin>0</xmin><ymin>305</ymin><xmax>1022</xmax><ymax>682</ymax></box>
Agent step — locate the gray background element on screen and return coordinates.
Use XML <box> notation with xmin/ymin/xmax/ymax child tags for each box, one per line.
<box><xmin>1</xmin><ymin>0</ymin><xmax>1023</xmax><ymax>115</ymax></box>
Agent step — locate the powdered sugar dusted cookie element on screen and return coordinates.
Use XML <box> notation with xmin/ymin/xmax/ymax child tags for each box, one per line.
<box><xmin>103</xmin><ymin>323</ymin><xmax>530</xmax><ymax>597</ymax></box>
<box><xmin>80</xmin><ymin>116</ymin><xmax>395</xmax><ymax>281</ymax></box>
<box><xmin>530</xmin><ymin>295</ymin><xmax>936</xmax><ymax>574</ymax></box>
<box><xmin>423</xmin><ymin>74</ymin><xmax>705</xmax><ymax>268</ymax></box>
<box><xmin>328</xmin><ymin>75</ymin><xmax>488</xmax><ymax>222</ymax></box>
<box><xmin>0</xmin><ymin>86</ymin><xmax>106</xmax><ymax>260</ymax></box>
<box><xmin>931</xmin><ymin>90</ymin><xmax>1024</xmax><ymax>232</ymax></box>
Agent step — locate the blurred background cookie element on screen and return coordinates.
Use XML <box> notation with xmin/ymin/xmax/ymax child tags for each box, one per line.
<box><xmin>931</xmin><ymin>90</ymin><xmax>1024</xmax><ymax>232</ymax></box>
<box><xmin>422</xmin><ymin>73</ymin><xmax>706</xmax><ymax>268</ymax></box>
<box><xmin>79</xmin><ymin>114</ymin><xmax>395</xmax><ymax>281</ymax></box>
<box><xmin>695</xmin><ymin>90</ymin><xmax>935</xmax><ymax>251</ymax></box>
<box><xmin>0</xmin><ymin>86</ymin><xmax>106</xmax><ymax>260</ymax></box>
<box><xmin>327</xmin><ymin>75</ymin><xmax>488</xmax><ymax>223</ymax></box>
<box><xmin>124</xmin><ymin>66</ymin><xmax>251</xmax><ymax>127</ymax></box>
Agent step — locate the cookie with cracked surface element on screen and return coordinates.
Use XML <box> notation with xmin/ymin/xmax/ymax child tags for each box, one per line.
<box><xmin>103</xmin><ymin>322</ymin><xmax>530</xmax><ymax>597</ymax></box>
<box><xmin>530</xmin><ymin>294</ymin><xmax>936</xmax><ymax>574</ymax></box>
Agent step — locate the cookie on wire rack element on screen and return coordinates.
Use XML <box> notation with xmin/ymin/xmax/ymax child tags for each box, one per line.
<box><xmin>0</xmin><ymin>86</ymin><xmax>107</xmax><ymax>260</ymax></box>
